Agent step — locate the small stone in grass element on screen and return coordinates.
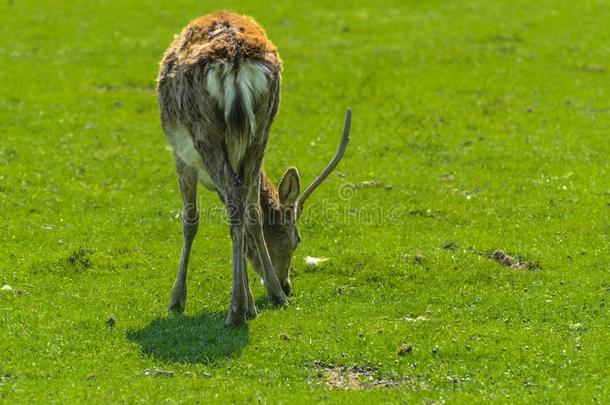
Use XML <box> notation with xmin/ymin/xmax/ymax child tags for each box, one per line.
<box><xmin>354</xmin><ymin>180</ymin><xmax>386</xmax><ymax>189</ymax></box>
<box><xmin>397</xmin><ymin>344</ymin><xmax>414</xmax><ymax>356</ymax></box>
<box><xmin>414</xmin><ymin>254</ymin><xmax>425</xmax><ymax>263</ymax></box>
<box><xmin>280</xmin><ymin>333</ymin><xmax>291</xmax><ymax>341</ymax></box>
<box><xmin>443</xmin><ymin>241</ymin><xmax>458</xmax><ymax>250</ymax></box>
<box><xmin>106</xmin><ymin>315</ymin><xmax>116</xmax><ymax>328</ymax></box>
<box><xmin>305</xmin><ymin>256</ymin><xmax>329</xmax><ymax>267</ymax></box>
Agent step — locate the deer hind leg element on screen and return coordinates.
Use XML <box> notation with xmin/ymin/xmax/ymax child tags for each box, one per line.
<box><xmin>220</xmin><ymin>186</ymin><xmax>255</xmax><ymax>321</ymax></box>
<box><xmin>168</xmin><ymin>159</ymin><xmax>199</xmax><ymax>314</ymax></box>
<box><xmin>224</xmin><ymin>171</ymin><xmax>249</xmax><ymax>327</ymax></box>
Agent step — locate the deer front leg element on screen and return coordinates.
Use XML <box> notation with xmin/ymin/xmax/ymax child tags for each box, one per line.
<box><xmin>242</xmin><ymin>257</ymin><xmax>257</xmax><ymax>319</ymax></box>
<box><xmin>245</xmin><ymin>186</ymin><xmax>288</xmax><ymax>307</ymax></box>
<box><xmin>225</xmin><ymin>223</ymin><xmax>248</xmax><ymax>327</ymax></box>
<box><xmin>168</xmin><ymin>163</ymin><xmax>199</xmax><ymax>314</ymax></box>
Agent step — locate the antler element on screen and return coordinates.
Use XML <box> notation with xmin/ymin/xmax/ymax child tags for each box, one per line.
<box><xmin>296</xmin><ymin>108</ymin><xmax>352</xmax><ymax>217</ymax></box>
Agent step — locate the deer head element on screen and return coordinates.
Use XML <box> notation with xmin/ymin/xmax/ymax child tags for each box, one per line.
<box><xmin>246</xmin><ymin>109</ymin><xmax>351</xmax><ymax>295</ymax></box>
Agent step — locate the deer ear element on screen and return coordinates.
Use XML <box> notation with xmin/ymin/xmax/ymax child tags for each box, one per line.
<box><xmin>278</xmin><ymin>167</ymin><xmax>300</xmax><ymax>206</ymax></box>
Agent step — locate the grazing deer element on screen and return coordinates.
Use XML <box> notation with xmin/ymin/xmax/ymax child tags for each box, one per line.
<box><xmin>156</xmin><ymin>11</ymin><xmax>351</xmax><ymax>327</ymax></box>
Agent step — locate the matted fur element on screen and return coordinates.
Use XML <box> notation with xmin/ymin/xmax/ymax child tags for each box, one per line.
<box><xmin>157</xmin><ymin>11</ymin><xmax>282</xmax><ymax>172</ymax></box>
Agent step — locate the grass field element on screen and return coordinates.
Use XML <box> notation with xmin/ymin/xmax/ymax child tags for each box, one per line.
<box><xmin>1</xmin><ymin>0</ymin><xmax>609</xmax><ymax>403</ymax></box>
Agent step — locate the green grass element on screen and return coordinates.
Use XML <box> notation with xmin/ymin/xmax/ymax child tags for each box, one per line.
<box><xmin>1</xmin><ymin>0</ymin><xmax>609</xmax><ymax>403</ymax></box>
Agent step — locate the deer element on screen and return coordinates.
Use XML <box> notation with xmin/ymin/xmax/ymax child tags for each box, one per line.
<box><xmin>156</xmin><ymin>11</ymin><xmax>351</xmax><ymax>327</ymax></box>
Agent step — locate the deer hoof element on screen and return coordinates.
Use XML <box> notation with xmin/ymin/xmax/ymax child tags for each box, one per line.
<box><xmin>281</xmin><ymin>279</ymin><xmax>292</xmax><ymax>296</ymax></box>
<box><xmin>246</xmin><ymin>306</ymin><xmax>258</xmax><ymax>320</ymax></box>
<box><xmin>270</xmin><ymin>292</ymin><xmax>288</xmax><ymax>307</ymax></box>
<box><xmin>168</xmin><ymin>298</ymin><xmax>185</xmax><ymax>314</ymax></box>
<box><xmin>168</xmin><ymin>284</ymin><xmax>186</xmax><ymax>314</ymax></box>
<box><xmin>225</xmin><ymin>310</ymin><xmax>247</xmax><ymax>327</ymax></box>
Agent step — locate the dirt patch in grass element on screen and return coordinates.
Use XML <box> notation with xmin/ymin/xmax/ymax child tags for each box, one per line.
<box><xmin>0</xmin><ymin>373</ymin><xmax>16</xmax><ymax>388</ymax></box>
<box><xmin>490</xmin><ymin>250</ymin><xmax>539</xmax><ymax>270</ymax></box>
<box><xmin>106</xmin><ymin>315</ymin><xmax>116</xmax><ymax>328</ymax></box>
<box><xmin>314</xmin><ymin>361</ymin><xmax>397</xmax><ymax>390</ymax></box>
<box><xmin>398</xmin><ymin>253</ymin><xmax>425</xmax><ymax>264</ymax></box>
<box><xmin>138</xmin><ymin>368</ymin><xmax>174</xmax><ymax>378</ymax></box>
<box><xmin>396</xmin><ymin>343</ymin><xmax>414</xmax><ymax>356</ymax></box>
<box><xmin>443</xmin><ymin>241</ymin><xmax>458</xmax><ymax>250</ymax></box>
<box><xmin>28</xmin><ymin>247</ymin><xmax>96</xmax><ymax>275</ymax></box>
<box><xmin>66</xmin><ymin>248</ymin><xmax>93</xmax><ymax>271</ymax></box>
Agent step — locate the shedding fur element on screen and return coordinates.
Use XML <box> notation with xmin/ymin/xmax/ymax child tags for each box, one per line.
<box><xmin>157</xmin><ymin>12</ymin><xmax>282</xmax><ymax>175</ymax></box>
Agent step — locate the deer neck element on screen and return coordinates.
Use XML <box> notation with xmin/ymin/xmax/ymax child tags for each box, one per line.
<box><xmin>259</xmin><ymin>170</ymin><xmax>282</xmax><ymax>218</ymax></box>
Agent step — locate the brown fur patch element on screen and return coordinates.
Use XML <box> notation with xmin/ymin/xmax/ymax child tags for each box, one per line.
<box><xmin>258</xmin><ymin>171</ymin><xmax>295</xmax><ymax>230</ymax></box>
<box><xmin>260</xmin><ymin>170</ymin><xmax>281</xmax><ymax>212</ymax></box>
<box><xmin>158</xmin><ymin>11</ymin><xmax>281</xmax><ymax>87</ymax></box>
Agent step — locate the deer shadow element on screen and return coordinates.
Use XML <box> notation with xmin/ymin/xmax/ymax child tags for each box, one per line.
<box><xmin>127</xmin><ymin>310</ymin><xmax>248</xmax><ymax>365</ymax></box>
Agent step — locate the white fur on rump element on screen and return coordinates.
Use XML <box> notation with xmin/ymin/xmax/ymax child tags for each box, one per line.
<box><xmin>168</xmin><ymin>124</ymin><xmax>217</xmax><ymax>190</ymax></box>
<box><xmin>206</xmin><ymin>60</ymin><xmax>271</xmax><ymax>171</ymax></box>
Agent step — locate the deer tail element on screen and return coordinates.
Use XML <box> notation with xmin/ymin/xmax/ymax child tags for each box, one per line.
<box><xmin>206</xmin><ymin>60</ymin><xmax>271</xmax><ymax>171</ymax></box>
